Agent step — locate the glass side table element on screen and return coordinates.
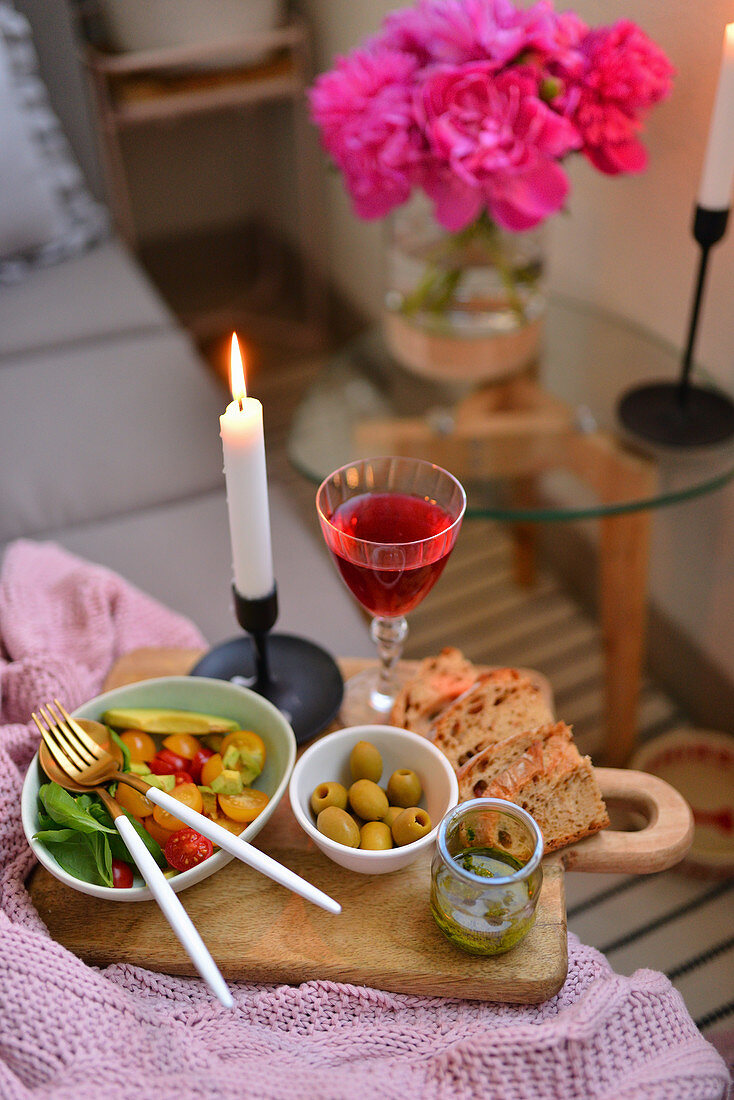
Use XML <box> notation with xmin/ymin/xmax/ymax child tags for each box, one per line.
<box><xmin>288</xmin><ymin>294</ymin><xmax>734</xmax><ymax>765</ymax></box>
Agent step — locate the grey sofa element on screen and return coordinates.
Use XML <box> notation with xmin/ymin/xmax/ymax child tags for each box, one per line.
<box><xmin>0</xmin><ymin>0</ymin><xmax>371</xmax><ymax>661</ymax></box>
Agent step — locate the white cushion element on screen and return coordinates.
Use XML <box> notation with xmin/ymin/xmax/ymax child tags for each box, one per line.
<box><xmin>0</xmin><ymin>3</ymin><xmax>107</xmax><ymax>283</ymax></box>
<box><xmin>0</xmin><ymin>24</ymin><xmax>63</xmax><ymax>256</ymax></box>
<box><xmin>0</xmin><ymin>328</ymin><xmax>228</xmax><ymax>543</ymax></box>
<box><xmin>0</xmin><ymin>239</ymin><xmax>174</xmax><ymax>360</ymax></box>
<box><xmin>30</xmin><ymin>485</ymin><xmax>374</xmax><ymax>656</ymax></box>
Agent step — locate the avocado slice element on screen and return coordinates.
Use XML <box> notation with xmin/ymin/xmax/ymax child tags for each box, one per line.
<box><xmin>209</xmin><ymin>769</ymin><xmax>244</xmax><ymax>795</ymax></box>
<box><xmin>220</xmin><ymin>744</ymin><xmax>262</xmax><ymax>785</ymax></box>
<box><xmin>129</xmin><ymin>761</ymin><xmax>152</xmax><ymax>776</ymax></box>
<box><xmin>101</xmin><ymin>707</ymin><xmax>239</xmax><ymax>735</ymax></box>
<box><xmin>144</xmin><ymin>773</ymin><xmax>176</xmax><ymax>792</ymax></box>
<box><xmin>222</xmin><ymin>745</ymin><xmax>241</xmax><ymax>770</ymax></box>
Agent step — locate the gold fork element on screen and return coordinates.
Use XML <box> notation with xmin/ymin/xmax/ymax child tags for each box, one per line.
<box><xmin>33</xmin><ymin>700</ymin><xmax>341</xmax><ymax>914</ymax></box>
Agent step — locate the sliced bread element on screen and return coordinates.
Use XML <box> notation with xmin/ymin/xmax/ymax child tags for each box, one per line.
<box><xmin>458</xmin><ymin>721</ymin><xmax>609</xmax><ymax>852</ymax></box>
<box><xmin>390</xmin><ymin>647</ymin><xmax>477</xmax><ymax>736</ymax></box>
<box><xmin>433</xmin><ymin>667</ymin><xmax>554</xmax><ymax>769</ymax></box>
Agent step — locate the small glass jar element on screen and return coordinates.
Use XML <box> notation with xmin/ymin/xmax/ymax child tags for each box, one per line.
<box><xmin>430</xmin><ymin>798</ymin><xmax>543</xmax><ymax>956</ymax></box>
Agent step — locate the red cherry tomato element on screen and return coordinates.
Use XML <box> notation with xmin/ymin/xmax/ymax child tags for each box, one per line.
<box><xmin>150</xmin><ymin>748</ymin><xmax>190</xmax><ymax>775</ymax></box>
<box><xmin>111</xmin><ymin>858</ymin><xmax>133</xmax><ymax>888</ymax></box>
<box><xmin>163</xmin><ymin>828</ymin><xmax>214</xmax><ymax>872</ymax></box>
<box><xmin>173</xmin><ymin>771</ymin><xmax>194</xmax><ymax>786</ymax></box>
<box><xmin>188</xmin><ymin>745</ymin><xmax>215</xmax><ymax>784</ymax></box>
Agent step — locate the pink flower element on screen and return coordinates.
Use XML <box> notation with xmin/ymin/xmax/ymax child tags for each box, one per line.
<box><xmin>382</xmin><ymin>0</ymin><xmax>586</xmax><ymax>71</ymax></box>
<box><xmin>583</xmin><ymin>20</ymin><xmax>674</xmax><ymax>111</ymax></box>
<box><xmin>417</xmin><ymin>63</ymin><xmax>580</xmax><ymax>230</ymax></box>
<box><xmin>562</xmin><ymin>20</ymin><xmax>674</xmax><ymax>174</ymax></box>
<box><xmin>309</xmin><ymin>47</ymin><xmax>424</xmax><ymax>219</ymax></box>
<box><xmin>567</xmin><ymin>96</ymin><xmax>646</xmax><ymax>174</ymax></box>
<box><xmin>308</xmin><ymin>1</ymin><xmax>674</xmax><ymax>230</ymax></box>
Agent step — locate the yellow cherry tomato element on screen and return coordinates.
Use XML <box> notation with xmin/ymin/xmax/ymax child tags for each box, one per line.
<box><xmin>152</xmin><ymin>783</ymin><xmax>203</xmax><ymax>831</ymax></box>
<box><xmin>114</xmin><ymin>783</ymin><xmax>154</xmax><ymax>818</ymax></box>
<box><xmin>200</xmin><ymin>752</ymin><xmax>224</xmax><ymax>788</ymax></box>
<box><xmin>211</xmin><ymin>810</ymin><xmax>248</xmax><ymax>836</ymax></box>
<box><xmin>219</xmin><ymin>730</ymin><xmax>266</xmax><ymax>770</ymax></box>
<box><xmin>120</xmin><ymin>729</ymin><xmax>157</xmax><ymax>763</ymax></box>
<box><xmin>161</xmin><ymin>733</ymin><xmax>201</xmax><ymax>761</ymax></box>
<box><xmin>143</xmin><ymin>814</ymin><xmax>176</xmax><ymax>848</ymax></box>
<box><xmin>217</xmin><ymin>788</ymin><xmax>269</xmax><ymax>823</ymax></box>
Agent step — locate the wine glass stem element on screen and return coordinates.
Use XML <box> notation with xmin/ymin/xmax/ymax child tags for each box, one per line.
<box><xmin>370</xmin><ymin>615</ymin><xmax>408</xmax><ymax>703</ymax></box>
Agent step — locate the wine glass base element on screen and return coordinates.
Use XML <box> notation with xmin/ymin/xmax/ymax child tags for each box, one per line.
<box><xmin>190</xmin><ymin>633</ymin><xmax>343</xmax><ymax>744</ymax></box>
<box><xmin>339</xmin><ymin>665</ymin><xmax>412</xmax><ymax>728</ymax></box>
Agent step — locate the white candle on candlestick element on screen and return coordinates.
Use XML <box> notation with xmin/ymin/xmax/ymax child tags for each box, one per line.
<box><xmin>220</xmin><ymin>333</ymin><xmax>274</xmax><ymax>600</ymax></box>
<box><xmin>698</xmin><ymin>23</ymin><xmax>734</xmax><ymax>210</ymax></box>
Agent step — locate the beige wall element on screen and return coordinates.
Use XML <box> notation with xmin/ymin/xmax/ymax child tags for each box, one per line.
<box><xmin>298</xmin><ymin>0</ymin><xmax>734</xmax><ymax>688</ymax></box>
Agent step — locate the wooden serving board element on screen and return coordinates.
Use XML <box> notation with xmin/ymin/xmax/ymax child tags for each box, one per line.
<box><xmin>26</xmin><ymin>649</ymin><xmax>694</xmax><ymax>1003</ymax></box>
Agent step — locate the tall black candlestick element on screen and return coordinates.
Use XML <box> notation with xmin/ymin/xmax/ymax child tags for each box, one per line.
<box><xmin>190</xmin><ymin>583</ymin><xmax>344</xmax><ymax>744</ymax></box>
<box><xmin>618</xmin><ymin>205</ymin><xmax>734</xmax><ymax>447</ymax></box>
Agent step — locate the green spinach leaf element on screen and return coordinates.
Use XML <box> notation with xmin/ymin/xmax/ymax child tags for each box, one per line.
<box><xmin>90</xmin><ymin>803</ymin><xmax>166</xmax><ymax>868</ymax></box>
<box><xmin>33</xmin><ymin>827</ymin><xmax>77</xmax><ymax>844</ymax></box>
<box><xmin>86</xmin><ymin>831</ymin><xmax>113</xmax><ymax>887</ymax></box>
<box><xmin>38</xmin><ymin>783</ymin><xmax>115</xmax><ymax>835</ymax></box>
<box><xmin>44</xmin><ymin>833</ymin><xmax>105</xmax><ymax>885</ymax></box>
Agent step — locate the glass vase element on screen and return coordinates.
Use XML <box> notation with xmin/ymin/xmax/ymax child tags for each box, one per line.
<box><xmin>384</xmin><ymin>194</ymin><xmax>546</xmax><ymax>385</ymax></box>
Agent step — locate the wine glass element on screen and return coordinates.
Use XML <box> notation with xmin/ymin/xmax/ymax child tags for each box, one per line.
<box><xmin>316</xmin><ymin>456</ymin><xmax>466</xmax><ymax>726</ymax></box>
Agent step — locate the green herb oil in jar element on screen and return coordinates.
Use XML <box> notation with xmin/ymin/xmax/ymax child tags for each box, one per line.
<box><xmin>431</xmin><ymin>801</ymin><xmax>544</xmax><ymax>956</ymax></box>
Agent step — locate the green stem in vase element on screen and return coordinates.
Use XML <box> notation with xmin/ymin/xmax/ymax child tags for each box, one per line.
<box><xmin>398</xmin><ymin>213</ymin><xmax>530</xmax><ymax>325</ymax></box>
<box><xmin>474</xmin><ymin>213</ymin><xmax>528</xmax><ymax>321</ymax></box>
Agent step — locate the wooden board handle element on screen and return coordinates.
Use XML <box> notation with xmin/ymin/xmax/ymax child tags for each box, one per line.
<box><xmin>561</xmin><ymin>768</ymin><xmax>694</xmax><ymax>874</ymax></box>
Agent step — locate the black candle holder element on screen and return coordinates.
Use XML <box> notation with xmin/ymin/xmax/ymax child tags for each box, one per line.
<box><xmin>618</xmin><ymin>205</ymin><xmax>734</xmax><ymax>447</ymax></box>
<box><xmin>190</xmin><ymin>583</ymin><xmax>343</xmax><ymax>744</ymax></box>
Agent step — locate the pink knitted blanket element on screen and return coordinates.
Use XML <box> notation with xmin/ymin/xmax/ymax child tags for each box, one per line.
<box><xmin>0</xmin><ymin>540</ymin><xmax>728</xmax><ymax>1100</ymax></box>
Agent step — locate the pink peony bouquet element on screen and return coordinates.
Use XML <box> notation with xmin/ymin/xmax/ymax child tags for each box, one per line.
<box><xmin>309</xmin><ymin>0</ymin><xmax>674</xmax><ymax>235</ymax></box>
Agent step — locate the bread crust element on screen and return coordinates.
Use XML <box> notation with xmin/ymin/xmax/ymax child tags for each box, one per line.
<box><xmin>391</xmin><ymin>648</ymin><xmax>608</xmax><ymax>853</ymax></box>
<box><xmin>389</xmin><ymin>647</ymin><xmax>477</xmax><ymax>736</ymax></box>
<box><xmin>433</xmin><ymin>668</ymin><xmax>554</xmax><ymax>768</ymax></box>
<box><xmin>458</xmin><ymin>722</ymin><xmax>610</xmax><ymax>851</ymax></box>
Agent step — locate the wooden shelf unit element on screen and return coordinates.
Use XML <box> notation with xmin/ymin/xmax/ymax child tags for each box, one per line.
<box><xmin>80</xmin><ymin>20</ymin><xmax>326</xmax><ymax>347</ymax></box>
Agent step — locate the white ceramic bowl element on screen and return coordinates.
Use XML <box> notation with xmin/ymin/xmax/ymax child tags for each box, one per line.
<box><xmin>21</xmin><ymin>676</ymin><xmax>296</xmax><ymax>901</ymax></box>
<box><xmin>289</xmin><ymin>725</ymin><xmax>459</xmax><ymax>874</ymax></box>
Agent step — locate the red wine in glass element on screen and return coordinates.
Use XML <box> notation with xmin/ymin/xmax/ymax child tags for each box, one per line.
<box><xmin>317</xmin><ymin>457</ymin><xmax>466</xmax><ymax>725</ymax></box>
<box><xmin>326</xmin><ymin>491</ymin><xmax>455</xmax><ymax>616</ymax></box>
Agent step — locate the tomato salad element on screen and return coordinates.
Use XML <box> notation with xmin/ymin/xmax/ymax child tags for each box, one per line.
<box><xmin>34</xmin><ymin>712</ymin><xmax>270</xmax><ymax>889</ymax></box>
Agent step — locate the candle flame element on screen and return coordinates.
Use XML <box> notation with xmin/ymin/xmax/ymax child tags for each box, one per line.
<box><xmin>229</xmin><ymin>333</ymin><xmax>247</xmax><ymax>406</ymax></box>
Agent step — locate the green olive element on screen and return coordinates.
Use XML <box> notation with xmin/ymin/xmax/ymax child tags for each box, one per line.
<box><xmin>348</xmin><ymin>779</ymin><xmax>389</xmax><ymax>822</ymax></box>
<box><xmin>310</xmin><ymin>781</ymin><xmax>348</xmax><ymax>816</ymax></box>
<box><xmin>349</xmin><ymin>740</ymin><xmax>383</xmax><ymax>783</ymax></box>
<box><xmin>382</xmin><ymin>805</ymin><xmax>404</xmax><ymax>830</ymax></box>
<box><xmin>359</xmin><ymin>821</ymin><xmax>393</xmax><ymax>850</ymax></box>
<box><xmin>317</xmin><ymin>806</ymin><xmax>360</xmax><ymax>847</ymax></box>
<box><xmin>386</xmin><ymin>768</ymin><xmax>423</xmax><ymax>808</ymax></box>
<box><xmin>391</xmin><ymin>807</ymin><xmax>432</xmax><ymax>847</ymax></box>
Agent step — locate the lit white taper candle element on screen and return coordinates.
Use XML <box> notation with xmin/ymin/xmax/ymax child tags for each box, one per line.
<box><xmin>698</xmin><ymin>23</ymin><xmax>734</xmax><ymax>210</ymax></box>
<box><xmin>220</xmin><ymin>333</ymin><xmax>274</xmax><ymax>599</ymax></box>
